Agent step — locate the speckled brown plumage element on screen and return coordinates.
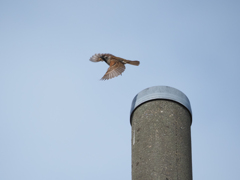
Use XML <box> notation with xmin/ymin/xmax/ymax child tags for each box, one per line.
<box><xmin>90</xmin><ymin>53</ymin><xmax>140</xmax><ymax>80</ymax></box>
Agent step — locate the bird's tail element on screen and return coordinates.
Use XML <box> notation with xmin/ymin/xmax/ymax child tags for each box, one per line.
<box><xmin>125</xmin><ymin>60</ymin><xmax>140</xmax><ymax>66</ymax></box>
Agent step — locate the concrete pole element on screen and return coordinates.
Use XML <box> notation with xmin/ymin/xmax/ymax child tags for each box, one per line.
<box><xmin>130</xmin><ymin>86</ymin><xmax>192</xmax><ymax>180</ymax></box>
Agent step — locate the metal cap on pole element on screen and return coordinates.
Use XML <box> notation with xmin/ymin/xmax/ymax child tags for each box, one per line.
<box><xmin>130</xmin><ymin>86</ymin><xmax>193</xmax><ymax>180</ymax></box>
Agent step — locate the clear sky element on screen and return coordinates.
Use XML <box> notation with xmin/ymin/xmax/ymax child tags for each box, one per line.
<box><xmin>0</xmin><ymin>0</ymin><xmax>240</xmax><ymax>179</ymax></box>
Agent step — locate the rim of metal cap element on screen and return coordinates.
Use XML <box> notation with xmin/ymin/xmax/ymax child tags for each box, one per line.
<box><xmin>130</xmin><ymin>86</ymin><xmax>192</xmax><ymax>124</ymax></box>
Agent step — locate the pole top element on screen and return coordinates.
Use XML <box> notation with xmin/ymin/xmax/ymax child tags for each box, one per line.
<box><xmin>130</xmin><ymin>86</ymin><xmax>192</xmax><ymax>124</ymax></box>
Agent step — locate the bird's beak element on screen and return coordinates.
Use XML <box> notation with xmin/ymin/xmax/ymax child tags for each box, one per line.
<box><xmin>100</xmin><ymin>57</ymin><xmax>105</xmax><ymax>61</ymax></box>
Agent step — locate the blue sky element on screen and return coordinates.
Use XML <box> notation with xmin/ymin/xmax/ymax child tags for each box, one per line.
<box><xmin>0</xmin><ymin>0</ymin><xmax>240</xmax><ymax>179</ymax></box>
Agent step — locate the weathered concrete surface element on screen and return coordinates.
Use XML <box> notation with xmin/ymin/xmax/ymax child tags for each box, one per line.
<box><xmin>131</xmin><ymin>100</ymin><xmax>192</xmax><ymax>180</ymax></box>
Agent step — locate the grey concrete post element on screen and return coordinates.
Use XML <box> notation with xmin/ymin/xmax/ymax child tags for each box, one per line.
<box><xmin>130</xmin><ymin>86</ymin><xmax>192</xmax><ymax>180</ymax></box>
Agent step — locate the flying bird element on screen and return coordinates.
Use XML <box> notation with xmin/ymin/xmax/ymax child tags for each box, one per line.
<box><xmin>90</xmin><ymin>53</ymin><xmax>140</xmax><ymax>80</ymax></box>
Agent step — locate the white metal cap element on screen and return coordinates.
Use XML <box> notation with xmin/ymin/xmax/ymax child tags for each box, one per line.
<box><xmin>130</xmin><ymin>86</ymin><xmax>192</xmax><ymax>122</ymax></box>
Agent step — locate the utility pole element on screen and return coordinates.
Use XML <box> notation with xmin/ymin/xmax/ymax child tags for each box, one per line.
<box><xmin>130</xmin><ymin>86</ymin><xmax>192</xmax><ymax>180</ymax></box>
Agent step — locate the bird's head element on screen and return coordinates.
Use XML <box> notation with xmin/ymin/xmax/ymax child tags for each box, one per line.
<box><xmin>89</xmin><ymin>53</ymin><xmax>112</xmax><ymax>63</ymax></box>
<box><xmin>100</xmin><ymin>54</ymin><xmax>111</xmax><ymax>62</ymax></box>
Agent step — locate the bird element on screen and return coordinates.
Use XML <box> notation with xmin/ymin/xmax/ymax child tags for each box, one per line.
<box><xmin>90</xmin><ymin>53</ymin><xmax>140</xmax><ymax>80</ymax></box>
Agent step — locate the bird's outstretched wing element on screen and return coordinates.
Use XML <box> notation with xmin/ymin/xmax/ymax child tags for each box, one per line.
<box><xmin>90</xmin><ymin>53</ymin><xmax>103</xmax><ymax>62</ymax></box>
<box><xmin>101</xmin><ymin>61</ymin><xmax>126</xmax><ymax>80</ymax></box>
